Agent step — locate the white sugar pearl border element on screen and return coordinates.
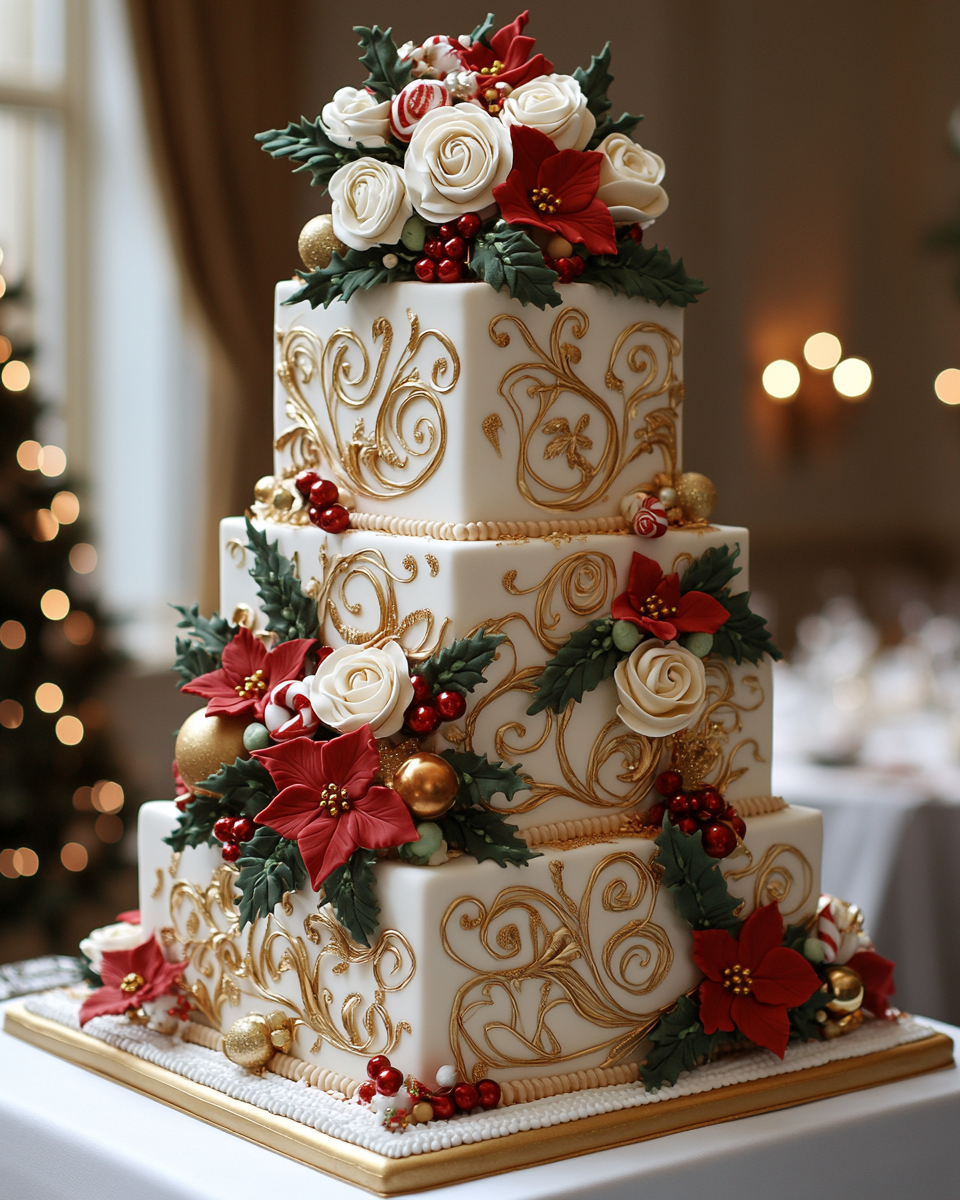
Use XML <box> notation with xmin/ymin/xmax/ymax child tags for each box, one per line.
<box><xmin>24</xmin><ymin>991</ymin><xmax>935</xmax><ymax>1161</ymax></box>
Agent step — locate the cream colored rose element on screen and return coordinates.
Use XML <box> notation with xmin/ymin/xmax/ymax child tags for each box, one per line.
<box><xmin>404</xmin><ymin>105</ymin><xmax>512</xmax><ymax>221</ymax></box>
<box><xmin>321</xmin><ymin>86</ymin><xmax>391</xmax><ymax>149</ymax></box>
<box><xmin>308</xmin><ymin>640</ymin><xmax>414</xmax><ymax>737</ymax></box>
<box><xmin>328</xmin><ymin>159</ymin><xmax>412</xmax><ymax>251</ymax></box>
<box><xmin>596</xmin><ymin>133</ymin><xmax>670</xmax><ymax>226</ymax></box>
<box><xmin>79</xmin><ymin>921</ymin><xmax>147</xmax><ymax>975</ymax></box>
<box><xmin>501</xmin><ymin>74</ymin><xmax>596</xmax><ymax>151</ymax></box>
<box><xmin>614</xmin><ymin>639</ymin><xmax>705</xmax><ymax>737</ymax></box>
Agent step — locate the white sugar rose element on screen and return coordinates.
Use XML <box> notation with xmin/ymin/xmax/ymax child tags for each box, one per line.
<box><xmin>321</xmin><ymin>86</ymin><xmax>391</xmax><ymax>150</ymax></box>
<box><xmin>308</xmin><ymin>639</ymin><xmax>414</xmax><ymax>737</ymax></box>
<box><xmin>404</xmin><ymin>105</ymin><xmax>512</xmax><ymax>221</ymax></box>
<box><xmin>501</xmin><ymin>74</ymin><xmax>596</xmax><ymax>151</ymax></box>
<box><xmin>80</xmin><ymin>921</ymin><xmax>148</xmax><ymax>975</ymax></box>
<box><xmin>614</xmin><ymin>639</ymin><xmax>706</xmax><ymax>737</ymax></box>
<box><xmin>390</xmin><ymin>79</ymin><xmax>450</xmax><ymax>143</ymax></box>
<box><xmin>329</xmin><ymin>159</ymin><xmax>412</xmax><ymax>251</ymax></box>
<box><xmin>596</xmin><ymin>133</ymin><xmax>670</xmax><ymax>226</ymax></box>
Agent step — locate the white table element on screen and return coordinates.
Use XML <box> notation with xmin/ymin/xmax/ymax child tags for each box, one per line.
<box><xmin>775</xmin><ymin>760</ymin><xmax>960</xmax><ymax>1024</ymax></box>
<box><xmin>1</xmin><ymin>999</ymin><xmax>958</xmax><ymax>1200</ymax></box>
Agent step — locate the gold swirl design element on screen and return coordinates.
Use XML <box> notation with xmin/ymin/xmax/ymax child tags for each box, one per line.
<box><xmin>501</xmin><ymin>553</ymin><xmax>617</xmax><ymax>654</ymax></box>
<box><xmin>442</xmin><ymin>852</ymin><xmax>672</xmax><ymax>1080</ymax></box>
<box><xmin>668</xmin><ymin>658</ymin><xmax>766</xmax><ymax>793</ymax></box>
<box><xmin>724</xmin><ymin>843</ymin><xmax>815</xmax><ymax>919</ymax></box>
<box><xmin>167</xmin><ymin>867</ymin><xmax>243</xmax><ymax>1026</ymax></box>
<box><xmin>489</xmin><ymin>307</ymin><xmax>682</xmax><ymax>512</ymax></box>
<box><xmin>274</xmin><ymin>311</ymin><xmax>457</xmax><ymax>511</ymax></box>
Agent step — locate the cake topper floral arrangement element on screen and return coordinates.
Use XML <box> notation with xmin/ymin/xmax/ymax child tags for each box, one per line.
<box><xmin>258</xmin><ymin>12</ymin><xmax>705</xmax><ymax>310</ymax></box>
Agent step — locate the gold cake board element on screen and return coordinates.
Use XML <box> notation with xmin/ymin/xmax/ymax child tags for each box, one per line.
<box><xmin>4</xmin><ymin>1003</ymin><xmax>954</xmax><ymax>1196</ymax></box>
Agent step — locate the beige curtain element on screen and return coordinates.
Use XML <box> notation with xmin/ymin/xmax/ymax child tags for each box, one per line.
<box><xmin>126</xmin><ymin>0</ymin><xmax>312</xmax><ymax>605</ymax></box>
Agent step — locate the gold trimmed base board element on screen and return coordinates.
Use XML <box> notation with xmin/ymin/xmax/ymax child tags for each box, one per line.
<box><xmin>4</xmin><ymin>1003</ymin><xmax>954</xmax><ymax>1196</ymax></box>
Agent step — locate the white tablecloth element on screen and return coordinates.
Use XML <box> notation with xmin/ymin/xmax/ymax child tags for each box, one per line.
<box><xmin>775</xmin><ymin>760</ymin><xmax>960</xmax><ymax>1024</ymax></box>
<box><xmin>1</xmin><ymin>999</ymin><xmax>958</xmax><ymax>1200</ymax></box>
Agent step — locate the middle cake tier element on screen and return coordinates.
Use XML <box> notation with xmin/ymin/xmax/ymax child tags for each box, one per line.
<box><xmin>220</xmin><ymin>519</ymin><xmax>772</xmax><ymax>831</ymax></box>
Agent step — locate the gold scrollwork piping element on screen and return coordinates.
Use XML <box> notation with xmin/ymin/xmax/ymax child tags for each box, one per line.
<box><xmin>226</xmin><ymin>539</ymin><xmax>247</xmax><ymax>567</ymax></box>
<box><xmin>168</xmin><ymin>867</ymin><xmax>243</xmax><ymax>1027</ymax></box>
<box><xmin>489</xmin><ymin>307</ymin><xmax>682</xmax><ymax>512</ymax></box>
<box><xmin>482</xmin><ymin>413</ymin><xmax>504</xmax><ymax>457</ymax></box>
<box><xmin>724</xmin><ymin>843</ymin><xmax>814</xmax><ymax>919</ymax></box>
<box><xmin>151</xmin><ymin>868</ymin><xmax>164</xmax><ymax>900</ymax></box>
<box><xmin>442</xmin><ymin>852</ymin><xmax>672</xmax><ymax>1080</ymax></box>
<box><xmin>425</xmin><ymin>554</ymin><xmax>439</xmax><ymax>577</ymax></box>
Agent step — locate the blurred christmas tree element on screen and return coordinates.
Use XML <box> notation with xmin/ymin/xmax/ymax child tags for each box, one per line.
<box><xmin>0</xmin><ymin>242</ymin><xmax>133</xmax><ymax>960</ymax></box>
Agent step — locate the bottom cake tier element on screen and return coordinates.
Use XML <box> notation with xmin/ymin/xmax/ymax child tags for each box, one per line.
<box><xmin>138</xmin><ymin>799</ymin><xmax>823</xmax><ymax>1090</ymax></box>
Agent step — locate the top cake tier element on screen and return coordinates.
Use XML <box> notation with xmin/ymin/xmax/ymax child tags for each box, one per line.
<box><xmin>271</xmin><ymin>282</ymin><xmax>683</xmax><ymax>527</ymax></box>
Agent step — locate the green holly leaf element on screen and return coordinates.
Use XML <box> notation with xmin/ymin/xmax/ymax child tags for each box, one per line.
<box><xmin>236</xmin><ymin>828</ymin><xmax>307</xmax><ymax>931</ymax></box>
<box><xmin>527</xmin><ymin>617</ymin><xmax>624</xmax><ymax>716</ymax></box>
<box><xmin>244</xmin><ymin>516</ymin><xmax>319</xmax><ymax>642</ymax></box>
<box><xmin>163</xmin><ymin>793</ymin><xmax>223</xmax><ymax>852</ymax></box>
<box><xmin>655</xmin><ymin>820</ymin><xmax>742</xmax><ymax>934</ymax></box>
<box><xmin>679</xmin><ymin>543</ymin><xmax>743</xmax><ymax>596</ymax></box>
<box><xmin>789</xmin><ymin>983</ymin><xmax>828</xmax><ymax>1042</ymax></box>
<box><xmin>355</xmin><ymin>25</ymin><xmax>412</xmax><ymax>103</ymax></box>
<box><xmin>321</xmin><ymin>849</ymin><xmax>381</xmax><ymax>947</ymax></box>
<box><xmin>254</xmin><ymin>117</ymin><xmax>402</xmax><ymax>192</ymax></box>
<box><xmin>573</xmin><ymin>43</ymin><xmax>642</xmax><ymax>150</ymax></box>
<box><xmin>640</xmin><ymin>994</ymin><xmax>726</xmax><ymax>1091</ymax></box>
<box><xmin>438</xmin><ymin>807</ymin><xmax>538</xmax><ymax>868</ymax></box>
<box><xmin>679</xmin><ymin>543</ymin><xmax>782</xmax><ymax>664</ymax></box>
<box><xmin>195</xmin><ymin>756</ymin><xmax>276</xmax><ymax>817</ymax></box>
<box><xmin>439</xmin><ymin>749</ymin><xmax>530</xmax><ymax>808</ymax></box>
<box><xmin>171</xmin><ymin>604</ymin><xmax>236</xmax><ymax>683</ymax></box>
<box><xmin>580</xmin><ymin>239</ymin><xmax>706</xmax><ymax>307</ymax></box>
<box><xmin>471</xmin><ymin>222</ymin><xmax>562</xmax><ymax>310</ymax></box>
<box><xmin>419</xmin><ymin>629</ymin><xmax>506</xmax><ymax>695</ymax></box>
<box><xmin>469</xmin><ymin>13</ymin><xmax>495</xmax><ymax>46</ymax></box>
<box><xmin>285</xmin><ymin>245</ymin><xmax>416</xmax><ymax>309</ymax></box>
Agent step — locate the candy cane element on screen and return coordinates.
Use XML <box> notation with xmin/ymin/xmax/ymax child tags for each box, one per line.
<box><xmin>264</xmin><ymin>677</ymin><xmax>319</xmax><ymax>741</ymax></box>
<box><xmin>619</xmin><ymin>491</ymin><xmax>669</xmax><ymax>539</ymax></box>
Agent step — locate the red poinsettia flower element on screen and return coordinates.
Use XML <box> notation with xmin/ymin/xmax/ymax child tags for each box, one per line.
<box><xmin>693</xmin><ymin>901</ymin><xmax>821</xmax><ymax>1058</ymax></box>
<box><xmin>252</xmin><ymin>724</ymin><xmax>418</xmax><ymax>890</ymax></box>
<box><xmin>611</xmin><ymin>552</ymin><xmax>730</xmax><ymax>642</ymax></box>
<box><xmin>79</xmin><ymin>934</ymin><xmax>183</xmax><ymax>1026</ymax></box>
<box><xmin>493</xmin><ymin>126</ymin><xmax>617</xmax><ymax>255</ymax></box>
<box><xmin>457</xmin><ymin>10</ymin><xmax>553</xmax><ymax>93</ymax></box>
<box><xmin>181</xmin><ymin>626</ymin><xmax>315</xmax><ymax>721</ymax></box>
<box><xmin>848</xmin><ymin>949</ymin><xmax>896</xmax><ymax>1019</ymax></box>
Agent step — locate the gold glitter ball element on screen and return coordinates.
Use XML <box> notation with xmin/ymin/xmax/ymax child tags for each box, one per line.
<box><xmin>392</xmin><ymin>753</ymin><xmax>460</xmax><ymax>819</ymax></box>
<box><xmin>174</xmin><ymin>707</ymin><xmax>249</xmax><ymax>794</ymax></box>
<box><xmin>376</xmin><ymin>737</ymin><xmax>420</xmax><ymax>786</ymax></box>
<box><xmin>675</xmin><ymin>472</ymin><xmax>718</xmax><ymax>523</ymax></box>
<box><xmin>254</xmin><ymin>475</ymin><xmax>276</xmax><ymax>504</ymax></box>
<box><xmin>298</xmin><ymin>214</ymin><xmax>348</xmax><ymax>271</ymax></box>
<box><xmin>223</xmin><ymin>1014</ymin><xmax>275</xmax><ymax>1071</ymax></box>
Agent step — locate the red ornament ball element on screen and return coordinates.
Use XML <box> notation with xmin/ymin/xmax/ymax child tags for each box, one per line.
<box><xmin>430</xmin><ymin>1090</ymin><xmax>455</xmax><ymax>1120</ymax></box>
<box><xmin>435</xmin><ymin>690</ymin><xmax>466</xmax><ymax>720</ymax></box>
<box><xmin>453</xmin><ymin>1082</ymin><xmax>479</xmax><ymax>1112</ymax></box>
<box><xmin>357</xmin><ymin>1080</ymin><xmax>377</xmax><ymax>1103</ymax></box>
<box><xmin>415</xmin><ymin>257</ymin><xmax>438</xmax><ymax>282</ymax></box>
<box><xmin>423</xmin><ymin>237</ymin><xmax>445</xmax><ymax>261</ymax></box>
<box><xmin>655</xmin><ymin>770</ymin><xmax>683</xmax><ymax>796</ymax></box>
<box><xmin>457</xmin><ymin>212</ymin><xmax>482</xmax><ymax>239</ymax></box>
<box><xmin>213</xmin><ymin>816</ymin><xmax>236</xmax><ymax>844</ymax></box>
<box><xmin>231</xmin><ymin>817</ymin><xmax>255</xmax><ymax>844</ymax></box>
<box><xmin>409</xmin><ymin>674</ymin><xmax>433</xmax><ymax>703</ymax></box>
<box><xmin>221</xmin><ymin>843</ymin><xmax>241</xmax><ymax>863</ymax></box>
<box><xmin>367</xmin><ymin>1054</ymin><xmax>391</xmax><ymax>1080</ymax></box>
<box><xmin>308</xmin><ymin>478</ymin><xmax>339</xmax><ymax>508</ymax></box>
<box><xmin>443</xmin><ymin>235</ymin><xmax>467</xmax><ymax>261</ymax></box>
<box><xmin>476</xmin><ymin>1079</ymin><xmax>501</xmax><ymax>1109</ymax></box>
<box><xmin>667</xmin><ymin>792</ymin><xmax>690</xmax><ymax>816</ymax></box>
<box><xmin>437</xmin><ymin>258</ymin><xmax>462</xmax><ymax>283</ymax></box>
<box><xmin>294</xmin><ymin>470</ymin><xmax>320</xmax><ymax>498</ymax></box>
<box><xmin>701</xmin><ymin>822</ymin><xmax>738</xmax><ymax>859</ymax></box>
<box><xmin>318</xmin><ymin>504</ymin><xmax>350</xmax><ymax>534</ymax></box>
<box><xmin>376</xmin><ymin>1066</ymin><xmax>404</xmax><ymax>1096</ymax></box>
<box><xmin>646</xmin><ymin>802</ymin><xmax>666</xmax><ymax>827</ymax></box>
<box><xmin>406</xmin><ymin>702</ymin><xmax>440</xmax><ymax>735</ymax></box>
<box><xmin>675</xmin><ymin>816</ymin><xmax>698</xmax><ymax>835</ymax></box>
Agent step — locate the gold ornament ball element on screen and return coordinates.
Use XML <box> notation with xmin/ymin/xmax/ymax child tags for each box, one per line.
<box><xmin>224</xmin><ymin>1014</ymin><xmax>275</xmax><ymax>1071</ymax></box>
<box><xmin>175</xmin><ymin>707</ymin><xmax>249</xmax><ymax>794</ymax></box>
<box><xmin>273</xmin><ymin>487</ymin><xmax>293</xmax><ymax>512</ymax></box>
<box><xmin>675</xmin><ymin>472</ymin><xmax>718</xmax><ymax>522</ymax></box>
<box><xmin>411</xmin><ymin>1100</ymin><xmax>435</xmax><ymax>1124</ymax></box>
<box><xmin>392</xmin><ymin>753</ymin><xmax>460</xmax><ymax>819</ymax></box>
<box><xmin>298</xmin><ymin>214</ymin><xmax>348</xmax><ymax>271</ymax></box>
<box><xmin>824</xmin><ymin>965</ymin><xmax>865</xmax><ymax>1014</ymax></box>
<box><xmin>254</xmin><ymin>475</ymin><xmax>276</xmax><ymax>504</ymax></box>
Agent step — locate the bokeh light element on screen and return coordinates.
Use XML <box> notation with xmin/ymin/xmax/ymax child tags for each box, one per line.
<box><xmin>55</xmin><ymin>715</ymin><xmax>84</xmax><ymax>745</ymax></box>
<box><xmin>41</xmin><ymin>588</ymin><xmax>70</xmax><ymax>620</ymax></box>
<box><xmin>95</xmin><ymin>814</ymin><xmax>123</xmax><ymax>843</ymax></box>
<box><xmin>69</xmin><ymin>543</ymin><xmax>97</xmax><ymax>574</ymax></box>
<box><xmin>61</xmin><ymin>842</ymin><xmax>89</xmax><ymax>871</ymax></box>
<box><xmin>934</xmin><ymin>368</ymin><xmax>960</xmax><ymax>405</ymax></box>
<box><xmin>0</xmin><ymin>620</ymin><xmax>26</xmax><ymax>649</ymax></box>
<box><xmin>0</xmin><ymin>700</ymin><xmax>23</xmax><ymax>729</ymax></box>
<box><xmin>12</xmin><ymin>847</ymin><xmax>39</xmax><ymax>876</ymax></box>
<box><xmin>51</xmin><ymin>491</ymin><xmax>79</xmax><ymax>523</ymax></box>
<box><xmin>35</xmin><ymin>682</ymin><xmax>64</xmax><ymax>713</ymax></box>
<box><xmin>803</xmin><ymin>332</ymin><xmax>843</xmax><ymax>370</ymax></box>
<box><xmin>33</xmin><ymin>509</ymin><xmax>59</xmax><ymax>541</ymax></box>
<box><xmin>38</xmin><ymin>445</ymin><xmax>66</xmax><ymax>476</ymax></box>
<box><xmin>2</xmin><ymin>360</ymin><xmax>30</xmax><ymax>391</ymax></box>
<box><xmin>833</xmin><ymin>357</ymin><xmax>873</xmax><ymax>400</ymax></box>
<box><xmin>16</xmin><ymin>439</ymin><xmax>41</xmax><ymax>470</ymax></box>
<box><xmin>761</xmin><ymin>359</ymin><xmax>801</xmax><ymax>401</ymax></box>
<box><xmin>92</xmin><ymin>780</ymin><xmax>124</xmax><ymax>813</ymax></box>
<box><xmin>63</xmin><ymin>611</ymin><xmax>95</xmax><ymax>645</ymax></box>
<box><xmin>0</xmin><ymin>849</ymin><xmax>17</xmax><ymax>878</ymax></box>
<box><xmin>0</xmin><ymin>335</ymin><xmax>11</xmax><ymax>363</ymax></box>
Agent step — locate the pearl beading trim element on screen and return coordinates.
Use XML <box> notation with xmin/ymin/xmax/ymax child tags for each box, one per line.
<box><xmin>25</xmin><ymin>990</ymin><xmax>933</xmax><ymax>1160</ymax></box>
<box><xmin>520</xmin><ymin>813</ymin><xmax>630</xmax><ymax>846</ymax></box>
<box><xmin>733</xmin><ymin>794</ymin><xmax>786</xmax><ymax>817</ymax></box>
<box><xmin>499</xmin><ymin>1062</ymin><xmax>639</xmax><ymax>1105</ymax></box>
<box><xmin>348</xmin><ymin>512</ymin><xmax>629</xmax><ymax>542</ymax></box>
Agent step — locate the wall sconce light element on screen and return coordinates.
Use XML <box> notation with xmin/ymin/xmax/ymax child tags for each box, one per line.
<box><xmin>761</xmin><ymin>359</ymin><xmax>800</xmax><ymax>401</ymax></box>
<box><xmin>934</xmin><ymin>368</ymin><xmax>960</xmax><ymax>405</ymax></box>
<box><xmin>762</xmin><ymin>332</ymin><xmax>871</xmax><ymax>403</ymax></box>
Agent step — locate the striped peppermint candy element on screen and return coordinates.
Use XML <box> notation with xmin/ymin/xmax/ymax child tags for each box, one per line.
<box><xmin>619</xmin><ymin>490</ymin><xmax>669</xmax><ymax>539</ymax></box>
<box><xmin>390</xmin><ymin>79</ymin><xmax>450</xmax><ymax>143</ymax></box>
<box><xmin>264</xmin><ymin>676</ymin><xmax>319</xmax><ymax>741</ymax></box>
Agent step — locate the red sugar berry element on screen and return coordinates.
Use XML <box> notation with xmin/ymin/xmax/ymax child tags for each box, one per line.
<box><xmin>221</xmin><ymin>843</ymin><xmax>241</xmax><ymax>863</ymax></box>
<box><xmin>702</xmin><ymin>822</ymin><xmax>738</xmax><ymax>859</ymax></box>
<box><xmin>726</xmin><ymin>808</ymin><xmax>747</xmax><ymax>838</ymax></box>
<box><xmin>569</xmin><ymin>254</ymin><xmax>585</xmax><ymax>276</ymax></box>
<box><xmin>443</xmin><ymin>236</ymin><xmax>467</xmax><ymax>261</ymax></box>
<box><xmin>457</xmin><ymin>212</ymin><xmax>482</xmax><ymax>239</ymax></box>
<box><xmin>406</xmin><ymin>702</ymin><xmax>440</xmax><ymax>735</ymax></box>
<box><xmin>367</xmin><ymin>1054</ymin><xmax>391</xmax><ymax>1080</ymax></box>
<box><xmin>655</xmin><ymin>770</ymin><xmax>683</xmax><ymax>796</ymax></box>
<box><xmin>438</xmin><ymin>224</ymin><xmax>456</xmax><ymax>240</ymax></box>
<box><xmin>476</xmin><ymin>1079</ymin><xmax>501</xmax><ymax>1109</ymax></box>
<box><xmin>430</xmin><ymin>1090</ymin><xmax>455</xmax><ymax>1120</ymax></box>
<box><xmin>667</xmin><ymin>792</ymin><xmax>690</xmax><ymax>816</ymax></box>
<box><xmin>423</xmin><ymin>237</ymin><xmax>445</xmax><ymax>261</ymax></box>
<box><xmin>213</xmin><ymin>816</ymin><xmax>236</xmax><ymax>844</ymax></box>
<box><xmin>308</xmin><ymin>478</ymin><xmax>339</xmax><ymax>508</ymax></box>
<box><xmin>358</xmin><ymin>1081</ymin><xmax>377</xmax><ymax>1103</ymax></box>
<box><xmin>376</xmin><ymin>1066</ymin><xmax>404</xmax><ymax>1096</ymax></box>
<box><xmin>675</xmin><ymin>816</ymin><xmax>698</xmax><ymax>835</ymax></box>
<box><xmin>318</xmin><ymin>504</ymin><xmax>350</xmax><ymax>534</ymax></box>
<box><xmin>307</xmin><ymin>504</ymin><xmax>323</xmax><ymax>527</ymax></box>
<box><xmin>409</xmin><ymin>675</ymin><xmax>433</xmax><ymax>703</ymax></box>
<box><xmin>231</xmin><ymin>817</ymin><xmax>255</xmax><ymax>844</ymax></box>
<box><xmin>414</xmin><ymin>257</ymin><xmax>438</xmax><ymax>282</ymax></box>
<box><xmin>437</xmin><ymin>258</ymin><xmax>462</xmax><ymax>283</ymax></box>
<box><xmin>294</xmin><ymin>470</ymin><xmax>320</xmax><ymax>498</ymax></box>
<box><xmin>453</xmin><ymin>1082</ymin><xmax>479</xmax><ymax>1111</ymax></box>
<box><xmin>628</xmin><ymin>222</ymin><xmax>644</xmax><ymax>244</ymax></box>
<box><xmin>646</xmin><ymin>802</ymin><xmax>666</xmax><ymax>827</ymax></box>
<box><xmin>435</xmin><ymin>690</ymin><xmax>466</xmax><ymax>720</ymax></box>
<box><xmin>175</xmin><ymin>797</ymin><xmax>189</xmax><ymax>812</ymax></box>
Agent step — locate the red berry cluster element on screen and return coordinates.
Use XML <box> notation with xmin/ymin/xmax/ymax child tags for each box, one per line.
<box><xmin>414</xmin><ymin>213</ymin><xmax>482</xmax><ymax>283</ymax></box>
<box><xmin>544</xmin><ymin>253</ymin><xmax>585</xmax><ymax>284</ymax></box>
<box><xmin>294</xmin><ymin>471</ymin><xmax>350</xmax><ymax>533</ymax></box>
<box><xmin>646</xmin><ymin>770</ymin><xmax>746</xmax><ymax>860</ymax></box>
<box><xmin>403</xmin><ymin>673</ymin><xmax>467</xmax><ymax>736</ymax></box>
<box><xmin>357</xmin><ymin>1055</ymin><xmax>501</xmax><ymax>1119</ymax></box>
<box><xmin>626</xmin><ymin>222</ymin><xmax>644</xmax><ymax>244</ymax></box>
<box><xmin>212</xmin><ymin>815</ymin><xmax>255</xmax><ymax>863</ymax></box>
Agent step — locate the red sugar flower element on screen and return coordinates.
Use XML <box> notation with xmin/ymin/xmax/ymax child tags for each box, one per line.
<box><xmin>253</xmin><ymin>725</ymin><xmax>418</xmax><ymax>890</ymax></box>
<box><xmin>457</xmin><ymin>10</ymin><xmax>553</xmax><ymax>95</ymax></box>
<box><xmin>611</xmin><ymin>552</ymin><xmax>730</xmax><ymax>643</ymax></box>
<box><xmin>494</xmin><ymin>125</ymin><xmax>617</xmax><ymax>255</ymax></box>
<box><xmin>182</xmin><ymin>626</ymin><xmax>315</xmax><ymax>721</ymax></box>
<box><xmin>848</xmin><ymin>949</ymin><xmax>896</xmax><ymax>1019</ymax></box>
<box><xmin>693</xmin><ymin>902</ymin><xmax>821</xmax><ymax>1058</ymax></box>
<box><xmin>80</xmin><ymin>934</ymin><xmax>183</xmax><ymax>1026</ymax></box>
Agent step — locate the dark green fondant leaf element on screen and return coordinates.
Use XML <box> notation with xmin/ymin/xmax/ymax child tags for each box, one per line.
<box><xmin>321</xmin><ymin>849</ymin><xmax>381</xmax><ymax>947</ymax></box>
<box><xmin>244</xmin><ymin>516</ymin><xmax>319</xmax><ymax>642</ymax></box>
<box><xmin>471</xmin><ymin>221</ymin><xmax>562</xmax><ymax>310</ymax></box>
<box><xmin>355</xmin><ymin>25</ymin><xmax>412</xmax><ymax>103</ymax></box>
<box><xmin>440</xmin><ymin>749</ymin><xmax>530</xmax><ymax>809</ymax></box>
<box><xmin>573</xmin><ymin>42</ymin><xmax>642</xmax><ymax>149</ymax></box>
<box><xmin>679</xmin><ymin>543</ymin><xmax>743</xmax><ymax>596</ymax></box>
<box><xmin>438</xmin><ymin>807</ymin><xmax>538</xmax><ymax>868</ymax></box>
<box><xmin>655</xmin><ymin>819</ymin><xmax>742</xmax><ymax>933</ymax></box>
<box><xmin>171</xmin><ymin>604</ymin><xmax>236</xmax><ymax>683</ymax></box>
<box><xmin>285</xmin><ymin>245</ymin><xmax>416</xmax><ymax>309</ymax></box>
<box><xmin>163</xmin><ymin>756</ymin><xmax>277</xmax><ymax>853</ymax></box>
<box><xmin>469</xmin><ymin>13</ymin><xmax>496</xmax><ymax>46</ymax></box>
<box><xmin>680</xmin><ymin>543</ymin><xmax>783</xmax><ymax>664</ymax></box>
<box><xmin>254</xmin><ymin>117</ymin><xmax>401</xmax><ymax>192</ymax></box>
<box><xmin>526</xmin><ymin>617</ymin><xmax>624</xmax><ymax>715</ymax></box>
<box><xmin>640</xmin><ymin>993</ymin><xmax>723</xmax><ymax>1091</ymax></box>
<box><xmin>236</xmin><ymin>828</ymin><xmax>307</xmax><ymax>931</ymax></box>
<box><xmin>579</xmin><ymin>239</ymin><xmax>706</xmax><ymax>307</ymax></box>
<box><xmin>419</xmin><ymin>629</ymin><xmax>506</xmax><ymax>695</ymax></box>
<box><xmin>788</xmin><ymin>983</ymin><xmax>828</xmax><ymax>1042</ymax></box>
